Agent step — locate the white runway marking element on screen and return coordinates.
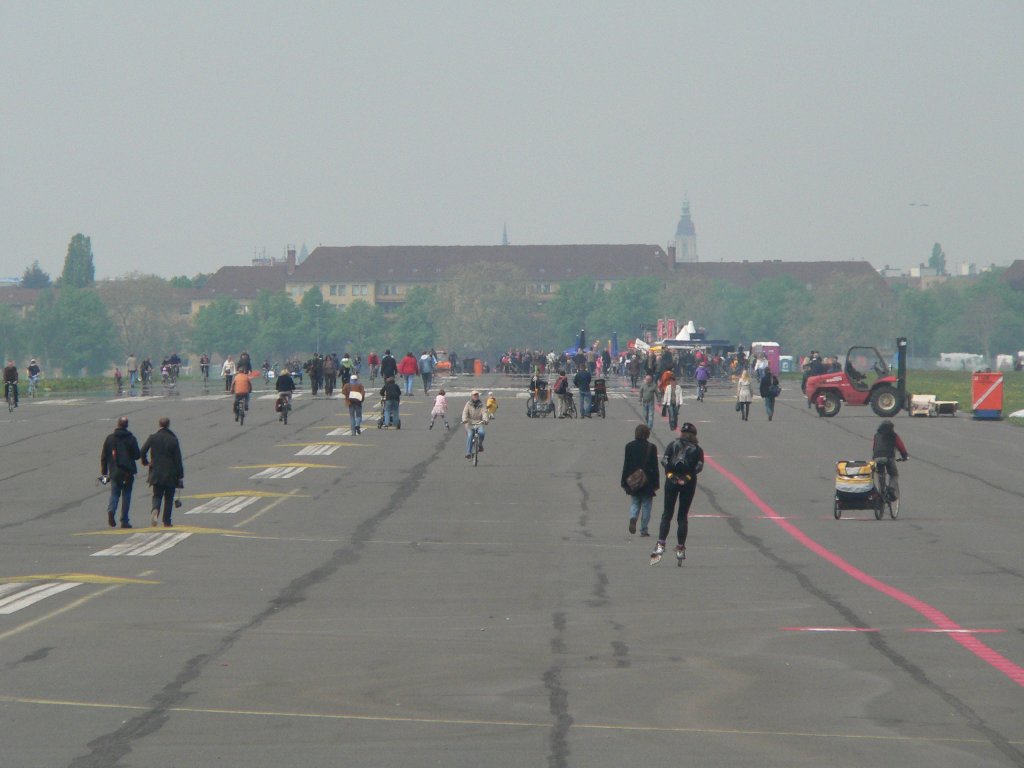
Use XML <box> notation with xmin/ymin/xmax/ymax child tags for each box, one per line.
<box><xmin>91</xmin><ymin>532</ymin><xmax>192</xmax><ymax>557</ymax></box>
<box><xmin>0</xmin><ymin>582</ymin><xmax>81</xmax><ymax>614</ymax></box>
<box><xmin>326</xmin><ymin>428</ymin><xmax>351</xmax><ymax>437</ymax></box>
<box><xmin>186</xmin><ymin>496</ymin><xmax>262</xmax><ymax>515</ymax></box>
<box><xmin>250</xmin><ymin>466</ymin><xmax>306</xmax><ymax>480</ymax></box>
<box><xmin>295</xmin><ymin>445</ymin><xmax>339</xmax><ymax>456</ymax></box>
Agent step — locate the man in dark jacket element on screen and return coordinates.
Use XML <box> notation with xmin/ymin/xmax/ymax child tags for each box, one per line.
<box><xmin>380</xmin><ymin>349</ymin><xmax>398</xmax><ymax>381</ymax></box>
<box><xmin>100</xmin><ymin>416</ymin><xmax>141</xmax><ymax>528</ymax></box>
<box><xmin>573</xmin><ymin>367</ymin><xmax>592</xmax><ymax>417</ymax></box>
<box><xmin>621</xmin><ymin>424</ymin><xmax>660</xmax><ymax>537</ymax></box>
<box><xmin>379</xmin><ymin>376</ymin><xmax>402</xmax><ymax>429</ymax></box>
<box><xmin>140</xmin><ymin>417</ymin><xmax>185</xmax><ymax>527</ymax></box>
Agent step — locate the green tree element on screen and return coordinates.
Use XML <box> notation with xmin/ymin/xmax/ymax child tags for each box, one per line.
<box><xmin>436</xmin><ymin>263</ymin><xmax>538</xmax><ymax>356</ymax></box>
<box><xmin>957</xmin><ymin>273</ymin><xmax>1024</xmax><ymax>360</ymax></box>
<box><xmin>298</xmin><ymin>287</ymin><xmax>332</xmax><ymax>355</ymax></box>
<box><xmin>29</xmin><ymin>287</ymin><xmax>114</xmax><ymax>373</ymax></box>
<box><xmin>250</xmin><ymin>290</ymin><xmax>304</xmax><ymax>361</ymax></box>
<box><xmin>332</xmin><ymin>299</ymin><xmax>386</xmax><ymax>354</ymax></box>
<box><xmin>191</xmin><ymin>296</ymin><xmax>253</xmax><ymax>356</ymax></box>
<box><xmin>929</xmin><ymin>243</ymin><xmax>947</xmax><ymax>275</ymax></box>
<box><xmin>595</xmin><ymin>276</ymin><xmax>662</xmax><ymax>342</ymax></box>
<box><xmin>545</xmin><ymin>277</ymin><xmax>607</xmax><ymax>348</ymax></box>
<box><xmin>21</xmin><ymin>260</ymin><xmax>52</xmax><ymax>289</ymax></box>
<box><xmin>0</xmin><ymin>305</ymin><xmax>24</xmax><ymax>362</ymax></box>
<box><xmin>390</xmin><ymin>286</ymin><xmax>443</xmax><ymax>354</ymax></box>
<box><xmin>60</xmin><ymin>234</ymin><xmax>96</xmax><ymax>288</ymax></box>
<box><xmin>96</xmin><ymin>274</ymin><xmax>189</xmax><ymax>360</ymax></box>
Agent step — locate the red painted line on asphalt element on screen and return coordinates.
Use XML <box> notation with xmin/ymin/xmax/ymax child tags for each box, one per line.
<box><xmin>706</xmin><ymin>455</ymin><xmax>1024</xmax><ymax>688</ymax></box>
<box><xmin>906</xmin><ymin>628</ymin><xmax>1006</xmax><ymax>634</ymax></box>
<box><xmin>783</xmin><ymin>627</ymin><xmax>879</xmax><ymax>632</ymax></box>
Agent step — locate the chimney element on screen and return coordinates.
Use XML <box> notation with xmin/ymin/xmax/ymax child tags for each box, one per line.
<box><xmin>286</xmin><ymin>245</ymin><xmax>296</xmax><ymax>274</ymax></box>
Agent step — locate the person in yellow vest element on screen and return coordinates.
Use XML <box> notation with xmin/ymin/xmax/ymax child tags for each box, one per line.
<box><xmin>485</xmin><ymin>391</ymin><xmax>499</xmax><ymax>419</ymax></box>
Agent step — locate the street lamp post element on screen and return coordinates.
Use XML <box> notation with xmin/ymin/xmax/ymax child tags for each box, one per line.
<box><xmin>314</xmin><ymin>304</ymin><xmax>321</xmax><ymax>355</ymax></box>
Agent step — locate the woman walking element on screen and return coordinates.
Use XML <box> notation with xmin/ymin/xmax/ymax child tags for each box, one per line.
<box><xmin>620</xmin><ymin>424</ymin><xmax>659</xmax><ymax>537</ymax></box>
<box><xmin>661</xmin><ymin>373</ymin><xmax>683</xmax><ymax>431</ymax></box>
<box><xmin>759</xmin><ymin>369</ymin><xmax>780</xmax><ymax>421</ymax></box>
<box><xmin>736</xmin><ymin>369</ymin><xmax>753</xmax><ymax>421</ymax></box>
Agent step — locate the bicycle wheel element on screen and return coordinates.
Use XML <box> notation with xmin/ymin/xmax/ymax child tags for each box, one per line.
<box><xmin>873</xmin><ymin>483</ymin><xmax>885</xmax><ymax>520</ymax></box>
<box><xmin>472</xmin><ymin>432</ymin><xmax>479</xmax><ymax>466</ymax></box>
<box><xmin>599</xmin><ymin>400</ymin><xmax>606</xmax><ymax>418</ymax></box>
<box><xmin>888</xmin><ymin>477</ymin><xmax>900</xmax><ymax>519</ymax></box>
<box><xmin>282</xmin><ymin>404</ymin><xmax>289</xmax><ymax>425</ymax></box>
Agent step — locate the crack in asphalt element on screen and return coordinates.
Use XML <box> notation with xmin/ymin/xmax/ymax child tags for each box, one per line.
<box><xmin>65</xmin><ymin>423</ymin><xmax>456</xmax><ymax>768</ymax></box>
<box><xmin>544</xmin><ymin>611</ymin><xmax>572</xmax><ymax>768</ymax></box>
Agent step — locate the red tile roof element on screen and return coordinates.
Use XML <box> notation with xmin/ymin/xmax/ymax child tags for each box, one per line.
<box><xmin>197</xmin><ymin>264</ymin><xmax>289</xmax><ymax>299</ymax></box>
<box><xmin>671</xmin><ymin>260</ymin><xmax>887</xmax><ymax>290</ymax></box>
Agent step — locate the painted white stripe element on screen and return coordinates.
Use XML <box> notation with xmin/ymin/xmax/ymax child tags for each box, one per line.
<box><xmin>186</xmin><ymin>496</ymin><xmax>261</xmax><ymax>515</ymax></box>
<box><xmin>0</xmin><ymin>583</ymin><xmax>28</xmax><ymax>599</ymax></box>
<box><xmin>326</xmin><ymin>428</ymin><xmax>350</xmax><ymax>437</ymax></box>
<box><xmin>296</xmin><ymin>445</ymin><xmax>339</xmax><ymax>456</ymax></box>
<box><xmin>91</xmin><ymin>532</ymin><xmax>192</xmax><ymax>557</ymax></box>
<box><xmin>250</xmin><ymin>466</ymin><xmax>306</xmax><ymax>480</ymax></box>
<box><xmin>972</xmin><ymin>376</ymin><xmax>1003</xmax><ymax>411</ymax></box>
<box><xmin>0</xmin><ymin>582</ymin><xmax>81</xmax><ymax>614</ymax></box>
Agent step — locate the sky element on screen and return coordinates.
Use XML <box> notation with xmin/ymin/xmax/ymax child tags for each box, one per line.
<box><xmin>2</xmin><ymin>1</ymin><xmax>1022</xmax><ymax>281</ymax></box>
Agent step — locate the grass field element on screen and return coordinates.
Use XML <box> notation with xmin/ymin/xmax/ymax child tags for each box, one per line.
<box><xmin>781</xmin><ymin>370</ymin><xmax>1024</xmax><ymax>421</ymax></box>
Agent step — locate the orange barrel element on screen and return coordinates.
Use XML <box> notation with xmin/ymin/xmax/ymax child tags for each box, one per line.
<box><xmin>971</xmin><ymin>371</ymin><xmax>1003</xmax><ymax>419</ymax></box>
<box><xmin>473</xmin><ymin>358</ymin><xmax>484</xmax><ymax>375</ymax></box>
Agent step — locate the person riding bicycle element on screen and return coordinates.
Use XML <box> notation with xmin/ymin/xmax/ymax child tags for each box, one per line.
<box><xmin>872</xmin><ymin>420</ymin><xmax>908</xmax><ymax>497</ymax></box>
<box><xmin>275</xmin><ymin>367</ymin><xmax>296</xmax><ymax>419</ymax></box>
<box><xmin>199</xmin><ymin>353</ymin><xmax>210</xmax><ymax>382</ymax></box>
<box><xmin>461</xmin><ymin>390</ymin><xmax>490</xmax><ymax>458</ymax></box>
<box><xmin>694</xmin><ymin>359</ymin><xmax>709</xmax><ymax>399</ymax></box>
<box><xmin>27</xmin><ymin>358</ymin><xmax>42</xmax><ymax>395</ymax></box>
<box><xmin>231</xmin><ymin>368</ymin><xmax>253</xmax><ymax>419</ymax></box>
<box><xmin>3</xmin><ymin>359</ymin><xmax>19</xmax><ymax>407</ymax></box>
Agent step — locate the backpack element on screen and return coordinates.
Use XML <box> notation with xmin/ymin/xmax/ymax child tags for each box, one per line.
<box><xmin>554</xmin><ymin>377</ymin><xmax>568</xmax><ymax>395</ymax></box>
<box><xmin>661</xmin><ymin>439</ymin><xmax>702</xmax><ymax>477</ymax></box>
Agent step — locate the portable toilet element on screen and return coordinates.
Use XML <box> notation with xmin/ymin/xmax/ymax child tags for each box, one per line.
<box><xmin>779</xmin><ymin>355</ymin><xmax>794</xmax><ymax>373</ymax></box>
<box><xmin>750</xmin><ymin>342</ymin><xmax>781</xmax><ymax>375</ymax></box>
<box><xmin>971</xmin><ymin>371</ymin><xmax>1003</xmax><ymax>419</ymax></box>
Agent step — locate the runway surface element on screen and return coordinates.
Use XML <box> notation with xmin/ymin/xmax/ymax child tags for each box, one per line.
<box><xmin>1</xmin><ymin>376</ymin><xmax>1021</xmax><ymax>767</ymax></box>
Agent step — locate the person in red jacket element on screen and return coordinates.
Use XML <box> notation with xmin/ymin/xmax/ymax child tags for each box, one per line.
<box><xmin>398</xmin><ymin>352</ymin><xmax>419</xmax><ymax>395</ymax></box>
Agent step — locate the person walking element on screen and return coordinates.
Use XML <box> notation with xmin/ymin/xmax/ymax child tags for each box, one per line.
<box><xmin>651</xmin><ymin>422</ymin><xmax>704</xmax><ymax>564</ymax></box>
<box><xmin>99</xmin><ymin>416</ymin><xmax>141</xmax><ymax>528</ymax></box>
<box><xmin>638</xmin><ymin>374</ymin><xmax>658</xmax><ymax>429</ymax></box>
<box><xmin>621</xmin><ymin>424</ymin><xmax>659</xmax><ymax>537</ymax></box>
<box><xmin>221</xmin><ymin>356</ymin><xmax>236</xmax><ymax>392</ymax></box>
<box><xmin>398</xmin><ymin>352</ymin><xmax>419</xmax><ymax>396</ymax></box>
<box><xmin>323</xmin><ymin>354</ymin><xmax>337</xmax><ymax>396</ymax></box>
<box><xmin>736</xmin><ymin>369</ymin><xmax>753</xmax><ymax>421</ymax></box>
<box><xmin>574</xmin><ymin>366</ymin><xmax>593</xmax><ymax>417</ymax></box>
<box><xmin>140</xmin><ymin>417</ymin><xmax>184</xmax><ymax>527</ymax></box>
<box><xmin>341</xmin><ymin>374</ymin><xmax>366</xmax><ymax>435</ymax></box>
<box><xmin>419</xmin><ymin>351</ymin><xmax>434</xmax><ymax>394</ymax></box>
<box><xmin>759</xmin><ymin>368</ymin><xmax>780</xmax><ymax>421</ymax></box>
<box><xmin>379</xmin><ymin>376</ymin><xmax>402</xmax><ymax>429</ymax></box>
<box><xmin>380</xmin><ymin>349</ymin><xmax>397</xmax><ymax>381</ymax></box>
<box><xmin>661</xmin><ymin>373</ymin><xmax>684</xmax><ymax>431</ymax></box>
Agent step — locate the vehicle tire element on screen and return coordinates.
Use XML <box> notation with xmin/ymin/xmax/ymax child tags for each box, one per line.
<box><xmin>870</xmin><ymin>384</ymin><xmax>900</xmax><ymax>417</ymax></box>
<box><xmin>819</xmin><ymin>390</ymin><xmax>841</xmax><ymax>418</ymax></box>
<box><xmin>834</xmin><ymin>498</ymin><xmax>841</xmax><ymax>519</ymax></box>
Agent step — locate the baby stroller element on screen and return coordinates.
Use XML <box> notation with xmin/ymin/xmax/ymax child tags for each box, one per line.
<box><xmin>833</xmin><ymin>460</ymin><xmax>883</xmax><ymax>519</ymax></box>
<box><xmin>527</xmin><ymin>380</ymin><xmax>555</xmax><ymax>418</ymax></box>
<box><xmin>591</xmin><ymin>378</ymin><xmax>607</xmax><ymax>418</ymax></box>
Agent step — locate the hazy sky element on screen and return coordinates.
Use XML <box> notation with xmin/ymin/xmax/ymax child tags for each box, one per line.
<box><xmin>2</xmin><ymin>1</ymin><xmax>1022</xmax><ymax>280</ymax></box>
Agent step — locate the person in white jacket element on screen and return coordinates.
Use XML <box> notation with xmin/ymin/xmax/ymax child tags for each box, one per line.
<box><xmin>221</xmin><ymin>356</ymin><xmax>236</xmax><ymax>392</ymax></box>
<box><xmin>661</xmin><ymin>373</ymin><xmax>684</xmax><ymax>431</ymax></box>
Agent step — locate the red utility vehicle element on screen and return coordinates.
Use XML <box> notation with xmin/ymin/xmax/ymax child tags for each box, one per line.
<box><xmin>805</xmin><ymin>343</ymin><xmax>906</xmax><ymax>418</ymax></box>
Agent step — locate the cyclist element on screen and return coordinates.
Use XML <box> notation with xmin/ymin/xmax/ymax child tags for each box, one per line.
<box><xmin>199</xmin><ymin>352</ymin><xmax>210</xmax><ymax>383</ymax></box>
<box><xmin>694</xmin><ymin>359</ymin><xmax>709</xmax><ymax>402</ymax></box>
<box><xmin>27</xmin><ymin>358</ymin><xmax>42</xmax><ymax>397</ymax></box>
<box><xmin>275</xmin><ymin>367</ymin><xmax>296</xmax><ymax>421</ymax></box>
<box><xmin>872</xmin><ymin>420</ymin><xmax>908</xmax><ymax>498</ymax></box>
<box><xmin>3</xmin><ymin>359</ymin><xmax>19</xmax><ymax>408</ymax></box>
<box><xmin>461</xmin><ymin>390</ymin><xmax>489</xmax><ymax>459</ymax></box>
<box><xmin>231</xmin><ymin>368</ymin><xmax>253</xmax><ymax>420</ymax></box>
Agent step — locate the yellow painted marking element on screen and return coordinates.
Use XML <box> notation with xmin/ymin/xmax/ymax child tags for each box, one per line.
<box><xmin>0</xmin><ymin>585</ymin><xmax>122</xmax><ymax>642</ymax></box>
<box><xmin>0</xmin><ymin>696</ymin><xmax>1014</xmax><ymax>747</ymax></box>
<box><xmin>182</xmin><ymin>491</ymin><xmax>302</xmax><ymax>499</ymax></box>
<box><xmin>0</xmin><ymin>573</ymin><xmax>159</xmax><ymax>585</ymax></box>
<box><xmin>233</xmin><ymin>463</ymin><xmax>342</xmax><ymax>469</ymax></box>
<box><xmin>75</xmin><ymin>526</ymin><xmax>255</xmax><ymax>537</ymax></box>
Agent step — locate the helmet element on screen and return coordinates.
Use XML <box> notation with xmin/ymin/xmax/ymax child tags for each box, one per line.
<box><xmin>680</xmin><ymin>422</ymin><xmax>697</xmax><ymax>435</ymax></box>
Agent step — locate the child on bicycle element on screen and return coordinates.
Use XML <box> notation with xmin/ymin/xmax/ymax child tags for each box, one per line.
<box><xmin>485</xmin><ymin>391</ymin><xmax>499</xmax><ymax>419</ymax></box>
<box><xmin>872</xmin><ymin>420</ymin><xmax>909</xmax><ymax>496</ymax></box>
<box><xmin>429</xmin><ymin>388</ymin><xmax>450</xmax><ymax>430</ymax></box>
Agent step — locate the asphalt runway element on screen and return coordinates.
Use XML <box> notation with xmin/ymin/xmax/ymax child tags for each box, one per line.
<box><xmin>0</xmin><ymin>375</ymin><xmax>1021</xmax><ymax>767</ymax></box>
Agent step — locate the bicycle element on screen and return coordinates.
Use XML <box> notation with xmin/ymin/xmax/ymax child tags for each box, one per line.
<box><xmin>277</xmin><ymin>392</ymin><xmax>292</xmax><ymax>425</ymax></box>
<box><xmin>561</xmin><ymin>392</ymin><xmax>578</xmax><ymax>419</ymax></box>
<box><xmin>873</xmin><ymin>457</ymin><xmax>904</xmax><ymax>520</ymax></box>
<box><xmin>468</xmin><ymin>425</ymin><xmax>482</xmax><ymax>466</ymax></box>
<box><xmin>27</xmin><ymin>374</ymin><xmax>40</xmax><ymax>399</ymax></box>
<box><xmin>233</xmin><ymin>395</ymin><xmax>246</xmax><ymax>426</ymax></box>
<box><xmin>6</xmin><ymin>384</ymin><xmax>15</xmax><ymax>412</ymax></box>
<box><xmin>696</xmin><ymin>380</ymin><xmax>707</xmax><ymax>402</ymax></box>
<box><xmin>200</xmin><ymin>364</ymin><xmax>210</xmax><ymax>387</ymax></box>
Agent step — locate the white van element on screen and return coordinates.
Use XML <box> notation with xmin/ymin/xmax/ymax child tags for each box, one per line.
<box><xmin>936</xmin><ymin>352</ymin><xmax>985</xmax><ymax>371</ymax></box>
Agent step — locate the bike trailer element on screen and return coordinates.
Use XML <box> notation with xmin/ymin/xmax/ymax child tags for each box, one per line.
<box><xmin>593</xmin><ymin>378</ymin><xmax>607</xmax><ymax>398</ymax></box>
<box><xmin>834</xmin><ymin>460</ymin><xmax>874</xmax><ymax>501</ymax></box>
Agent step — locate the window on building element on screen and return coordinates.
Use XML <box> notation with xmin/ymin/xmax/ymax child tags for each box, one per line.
<box><xmin>353</xmin><ymin>284</ymin><xmax>368</xmax><ymax>296</ymax></box>
<box><xmin>329</xmin><ymin>285</ymin><xmax>337</xmax><ymax>296</ymax></box>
